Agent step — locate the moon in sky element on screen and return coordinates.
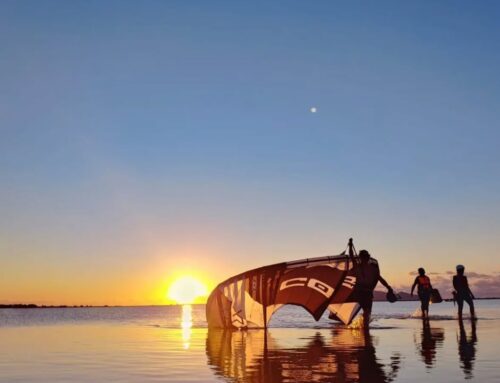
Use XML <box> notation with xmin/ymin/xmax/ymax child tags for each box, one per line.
<box><xmin>310</xmin><ymin>107</ymin><xmax>317</xmax><ymax>113</ymax></box>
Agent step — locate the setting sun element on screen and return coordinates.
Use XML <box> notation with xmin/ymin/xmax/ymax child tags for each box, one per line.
<box><xmin>167</xmin><ymin>276</ymin><xmax>208</xmax><ymax>304</ymax></box>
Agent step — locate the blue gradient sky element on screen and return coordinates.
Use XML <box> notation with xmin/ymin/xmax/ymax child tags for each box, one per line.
<box><xmin>1</xmin><ymin>1</ymin><xmax>499</xmax><ymax>304</ymax></box>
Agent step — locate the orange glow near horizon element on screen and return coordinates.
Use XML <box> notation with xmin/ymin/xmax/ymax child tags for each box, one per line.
<box><xmin>167</xmin><ymin>276</ymin><xmax>208</xmax><ymax>305</ymax></box>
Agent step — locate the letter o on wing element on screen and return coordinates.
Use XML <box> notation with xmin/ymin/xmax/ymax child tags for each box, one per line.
<box><xmin>307</xmin><ymin>278</ymin><xmax>334</xmax><ymax>298</ymax></box>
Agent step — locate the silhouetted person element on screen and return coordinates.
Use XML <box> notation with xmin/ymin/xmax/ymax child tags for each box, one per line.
<box><xmin>453</xmin><ymin>265</ymin><xmax>476</xmax><ymax>320</ymax></box>
<box><xmin>410</xmin><ymin>268</ymin><xmax>433</xmax><ymax>318</ymax></box>
<box><xmin>353</xmin><ymin>250</ymin><xmax>393</xmax><ymax>329</ymax></box>
<box><xmin>457</xmin><ymin>318</ymin><xmax>477</xmax><ymax>379</ymax></box>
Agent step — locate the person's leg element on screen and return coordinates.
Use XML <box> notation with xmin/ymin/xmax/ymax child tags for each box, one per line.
<box><xmin>422</xmin><ymin>294</ymin><xmax>430</xmax><ymax>318</ymax></box>
<box><xmin>419</xmin><ymin>292</ymin><xmax>429</xmax><ymax>318</ymax></box>
<box><xmin>457</xmin><ymin>296</ymin><xmax>464</xmax><ymax>320</ymax></box>
<box><xmin>465</xmin><ymin>295</ymin><xmax>476</xmax><ymax>319</ymax></box>
<box><xmin>361</xmin><ymin>294</ymin><xmax>373</xmax><ymax>329</ymax></box>
<box><xmin>363</xmin><ymin>300</ymin><xmax>372</xmax><ymax>329</ymax></box>
<box><xmin>363</xmin><ymin>306</ymin><xmax>371</xmax><ymax>328</ymax></box>
<box><xmin>419</xmin><ymin>293</ymin><xmax>423</xmax><ymax>316</ymax></box>
<box><xmin>420</xmin><ymin>297</ymin><xmax>426</xmax><ymax>318</ymax></box>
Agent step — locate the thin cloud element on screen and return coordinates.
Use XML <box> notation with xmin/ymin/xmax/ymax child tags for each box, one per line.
<box><xmin>408</xmin><ymin>270</ymin><xmax>442</xmax><ymax>276</ymax></box>
<box><xmin>401</xmin><ymin>270</ymin><xmax>500</xmax><ymax>298</ymax></box>
<box><xmin>467</xmin><ymin>272</ymin><xmax>492</xmax><ymax>279</ymax></box>
<box><xmin>471</xmin><ymin>276</ymin><xmax>500</xmax><ymax>297</ymax></box>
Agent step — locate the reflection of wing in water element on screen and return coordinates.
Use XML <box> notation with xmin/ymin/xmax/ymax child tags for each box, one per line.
<box><xmin>206</xmin><ymin>329</ymin><xmax>275</xmax><ymax>382</ymax></box>
<box><xmin>457</xmin><ymin>320</ymin><xmax>477</xmax><ymax>379</ymax></box>
<box><xmin>414</xmin><ymin>320</ymin><xmax>445</xmax><ymax>368</ymax></box>
<box><xmin>206</xmin><ymin>328</ymin><xmax>401</xmax><ymax>383</ymax></box>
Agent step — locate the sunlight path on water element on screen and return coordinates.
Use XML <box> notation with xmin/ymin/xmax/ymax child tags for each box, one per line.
<box><xmin>0</xmin><ymin>301</ymin><xmax>499</xmax><ymax>382</ymax></box>
<box><xmin>181</xmin><ymin>304</ymin><xmax>193</xmax><ymax>349</ymax></box>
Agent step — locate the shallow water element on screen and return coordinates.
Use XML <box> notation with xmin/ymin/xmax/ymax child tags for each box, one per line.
<box><xmin>0</xmin><ymin>301</ymin><xmax>498</xmax><ymax>382</ymax></box>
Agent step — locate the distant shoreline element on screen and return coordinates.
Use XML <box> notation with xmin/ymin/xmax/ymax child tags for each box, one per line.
<box><xmin>1</xmin><ymin>298</ymin><xmax>499</xmax><ymax>309</ymax></box>
<box><xmin>0</xmin><ymin>304</ymin><xmax>113</xmax><ymax>309</ymax></box>
<box><xmin>0</xmin><ymin>303</ymin><xmax>206</xmax><ymax>309</ymax></box>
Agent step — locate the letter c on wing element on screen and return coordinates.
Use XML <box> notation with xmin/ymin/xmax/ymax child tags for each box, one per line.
<box><xmin>279</xmin><ymin>277</ymin><xmax>307</xmax><ymax>291</ymax></box>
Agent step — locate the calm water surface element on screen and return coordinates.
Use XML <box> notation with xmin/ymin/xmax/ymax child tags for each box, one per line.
<box><xmin>1</xmin><ymin>301</ymin><xmax>499</xmax><ymax>382</ymax></box>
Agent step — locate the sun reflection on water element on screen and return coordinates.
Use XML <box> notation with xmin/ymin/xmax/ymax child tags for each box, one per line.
<box><xmin>181</xmin><ymin>304</ymin><xmax>192</xmax><ymax>349</ymax></box>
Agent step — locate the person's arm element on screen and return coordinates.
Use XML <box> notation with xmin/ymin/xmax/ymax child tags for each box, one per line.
<box><xmin>378</xmin><ymin>275</ymin><xmax>392</xmax><ymax>291</ymax></box>
<box><xmin>465</xmin><ymin>277</ymin><xmax>475</xmax><ymax>299</ymax></box>
<box><xmin>453</xmin><ymin>276</ymin><xmax>458</xmax><ymax>291</ymax></box>
<box><xmin>411</xmin><ymin>277</ymin><xmax>418</xmax><ymax>296</ymax></box>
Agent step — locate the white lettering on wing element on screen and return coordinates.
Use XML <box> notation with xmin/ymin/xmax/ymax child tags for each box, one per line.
<box><xmin>342</xmin><ymin>276</ymin><xmax>357</xmax><ymax>289</ymax></box>
<box><xmin>307</xmin><ymin>278</ymin><xmax>335</xmax><ymax>298</ymax></box>
<box><xmin>279</xmin><ymin>277</ymin><xmax>335</xmax><ymax>298</ymax></box>
<box><xmin>279</xmin><ymin>278</ymin><xmax>307</xmax><ymax>290</ymax></box>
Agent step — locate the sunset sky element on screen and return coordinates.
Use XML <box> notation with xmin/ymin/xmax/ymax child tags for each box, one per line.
<box><xmin>1</xmin><ymin>1</ymin><xmax>499</xmax><ymax>305</ymax></box>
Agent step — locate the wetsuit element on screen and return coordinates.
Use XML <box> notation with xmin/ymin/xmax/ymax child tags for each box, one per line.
<box><xmin>413</xmin><ymin>275</ymin><xmax>432</xmax><ymax>314</ymax></box>
<box><xmin>354</xmin><ymin>259</ymin><xmax>380</xmax><ymax>313</ymax></box>
<box><xmin>453</xmin><ymin>275</ymin><xmax>474</xmax><ymax>317</ymax></box>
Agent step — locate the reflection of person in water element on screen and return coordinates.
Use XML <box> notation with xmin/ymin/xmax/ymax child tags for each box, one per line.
<box><xmin>410</xmin><ymin>268</ymin><xmax>433</xmax><ymax>319</ymax></box>
<box><xmin>415</xmin><ymin>320</ymin><xmax>445</xmax><ymax>368</ymax></box>
<box><xmin>457</xmin><ymin>319</ymin><xmax>477</xmax><ymax>379</ymax></box>
<box><xmin>206</xmin><ymin>327</ymin><xmax>401</xmax><ymax>383</ymax></box>
<box><xmin>353</xmin><ymin>329</ymin><xmax>401</xmax><ymax>383</ymax></box>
